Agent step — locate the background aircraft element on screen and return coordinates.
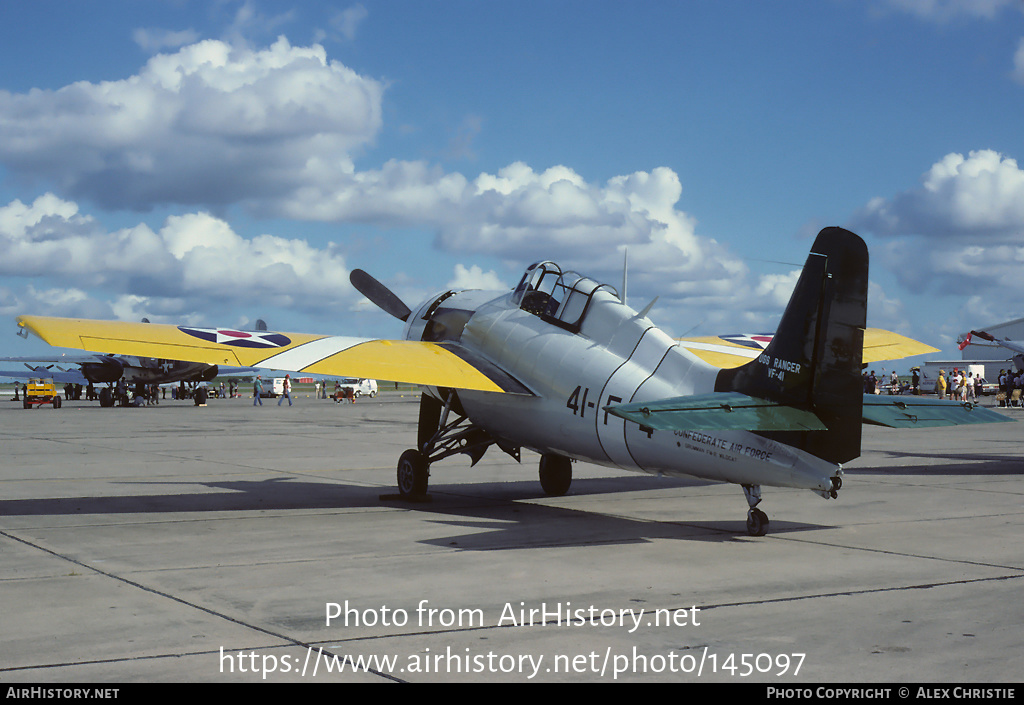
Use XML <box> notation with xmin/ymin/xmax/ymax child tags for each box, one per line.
<box><xmin>676</xmin><ymin>329</ymin><xmax>938</xmax><ymax>369</ymax></box>
<box><xmin>15</xmin><ymin>228</ymin><xmax>1009</xmax><ymax>535</ymax></box>
<box><xmin>960</xmin><ymin>330</ymin><xmax>1024</xmax><ymax>358</ymax></box>
<box><xmin>0</xmin><ymin>318</ymin><xmax>273</xmax><ymax>405</ymax></box>
<box><xmin>0</xmin><ymin>354</ymin><xmax>218</xmax><ymax>386</ymax></box>
<box><xmin>0</xmin><ymin>353</ymin><xmax>220</xmax><ymax>406</ymax></box>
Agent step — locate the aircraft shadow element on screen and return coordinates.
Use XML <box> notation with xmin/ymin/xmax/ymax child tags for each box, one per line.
<box><xmin>0</xmin><ymin>475</ymin><xmax>832</xmax><ymax>547</ymax></box>
<box><xmin>849</xmin><ymin>452</ymin><xmax>1024</xmax><ymax>476</ymax></box>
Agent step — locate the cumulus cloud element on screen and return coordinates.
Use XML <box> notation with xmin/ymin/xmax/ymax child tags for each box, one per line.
<box><xmin>275</xmin><ymin>157</ymin><xmax>746</xmax><ymax>301</ymax></box>
<box><xmin>850</xmin><ymin>149</ymin><xmax>1024</xmax><ymax>314</ymax></box>
<box><xmin>0</xmin><ymin>35</ymin><xmax>767</xmax><ymax>335</ymax></box>
<box><xmin>0</xmin><ymin>194</ymin><xmax>354</xmax><ymax>321</ymax></box>
<box><xmin>0</xmin><ymin>35</ymin><xmax>749</xmax><ymax>308</ymax></box>
<box><xmin>447</xmin><ymin>264</ymin><xmax>508</xmax><ymax>291</ymax></box>
<box><xmin>0</xmin><ymin>37</ymin><xmax>383</xmax><ymax>210</ymax></box>
<box><xmin>852</xmin><ymin>150</ymin><xmax>1024</xmax><ymax>239</ymax></box>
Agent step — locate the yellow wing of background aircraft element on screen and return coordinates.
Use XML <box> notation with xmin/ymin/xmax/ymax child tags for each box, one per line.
<box><xmin>676</xmin><ymin>330</ymin><xmax>938</xmax><ymax>369</ymax></box>
<box><xmin>16</xmin><ymin>228</ymin><xmax>1006</xmax><ymax>536</ymax></box>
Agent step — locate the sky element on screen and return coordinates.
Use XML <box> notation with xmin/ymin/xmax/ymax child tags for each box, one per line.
<box><xmin>1</xmin><ymin>0</ymin><xmax>1023</xmax><ymax>373</ymax></box>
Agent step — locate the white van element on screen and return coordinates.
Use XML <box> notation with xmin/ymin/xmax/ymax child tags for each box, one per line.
<box><xmin>264</xmin><ymin>377</ymin><xmax>289</xmax><ymax>397</ymax></box>
<box><xmin>339</xmin><ymin>378</ymin><xmax>378</xmax><ymax>398</ymax></box>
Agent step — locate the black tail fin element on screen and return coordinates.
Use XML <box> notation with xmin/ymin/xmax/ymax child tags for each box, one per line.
<box><xmin>715</xmin><ymin>227</ymin><xmax>868</xmax><ymax>464</ymax></box>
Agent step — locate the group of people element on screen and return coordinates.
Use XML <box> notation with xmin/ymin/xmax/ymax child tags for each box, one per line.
<box><xmin>252</xmin><ymin>374</ymin><xmax>294</xmax><ymax>406</ymax></box>
<box><xmin>861</xmin><ymin>370</ymin><xmax>905</xmax><ymax>395</ymax></box>
<box><xmin>315</xmin><ymin>379</ymin><xmax>356</xmax><ymax>402</ymax></box>
<box><xmin>861</xmin><ymin>367</ymin><xmax>989</xmax><ymax>401</ymax></box>
<box><xmin>994</xmin><ymin>369</ymin><xmax>1024</xmax><ymax>406</ymax></box>
<box><xmin>934</xmin><ymin>368</ymin><xmax>983</xmax><ymax>402</ymax></box>
<box><xmin>250</xmin><ymin>375</ymin><xmax>358</xmax><ymax>405</ymax></box>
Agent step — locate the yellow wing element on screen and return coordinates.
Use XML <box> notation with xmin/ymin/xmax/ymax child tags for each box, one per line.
<box><xmin>676</xmin><ymin>329</ymin><xmax>939</xmax><ymax>369</ymax></box>
<box><xmin>861</xmin><ymin>328</ymin><xmax>939</xmax><ymax>364</ymax></box>
<box><xmin>16</xmin><ymin>315</ymin><xmax>523</xmax><ymax>394</ymax></box>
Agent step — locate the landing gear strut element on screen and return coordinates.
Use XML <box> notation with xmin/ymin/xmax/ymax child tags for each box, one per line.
<box><xmin>743</xmin><ymin>484</ymin><xmax>769</xmax><ymax>537</ymax></box>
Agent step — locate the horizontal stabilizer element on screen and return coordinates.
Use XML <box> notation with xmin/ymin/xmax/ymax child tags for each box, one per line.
<box><xmin>605</xmin><ymin>392</ymin><xmax>827</xmax><ymax>432</ymax></box>
<box><xmin>607</xmin><ymin>392</ymin><xmax>1014</xmax><ymax>433</ymax></box>
<box><xmin>861</xmin><ymin>395</ymin><xmax>1014</xmax><ymax>428</ymax></box>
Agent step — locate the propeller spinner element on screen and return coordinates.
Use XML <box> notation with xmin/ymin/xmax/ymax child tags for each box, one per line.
<box><xmin>350</xmin><ymin>269</ymin><xmax>412</xmax><ymax>322</ymax></box>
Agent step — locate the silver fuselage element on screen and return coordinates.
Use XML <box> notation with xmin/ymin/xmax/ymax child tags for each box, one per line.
<box><xmin>404</xmin><ymin>286</ymin><xmax>839</xmax><ymax>495</ymax></box>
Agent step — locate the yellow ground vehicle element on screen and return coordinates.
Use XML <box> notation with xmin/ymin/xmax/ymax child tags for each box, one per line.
<box><xmin>24</xmin><ymin>377</ymin><xmax>62</xmax><ymax>409</ymax></box>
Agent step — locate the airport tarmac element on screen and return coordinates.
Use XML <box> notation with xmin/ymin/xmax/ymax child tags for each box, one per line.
<box><xmin>1</xmin><ymin>392</ymin><xmax>1022</xmax><ymax>683</ymax></box>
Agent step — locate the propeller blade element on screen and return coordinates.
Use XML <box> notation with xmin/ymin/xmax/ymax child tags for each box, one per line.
<box><xmin>350</xmin><ymin>269</ymin><xmax>412</xmax><ymax>322</ymax></box>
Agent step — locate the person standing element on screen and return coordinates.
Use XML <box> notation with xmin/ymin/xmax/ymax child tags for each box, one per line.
<box><xmin>278</xmin><ymin>374</ymin><xmax>293</xmax><ymax>406</ymax></box>
<box><xmin>253</xmin><ymin>375</ymin><xmax>263</xmax><ymax>406</ymax></box>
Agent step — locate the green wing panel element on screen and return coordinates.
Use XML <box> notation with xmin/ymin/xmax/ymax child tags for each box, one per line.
<box><xmin>605</xmin><ymin>392</ymin><xmax>827</xmax><ymax>432</ymax></box>
<box><xmin>861</xmin><ymin>395</ymin><xmax>1014</xmax><ymax>428</ymax></box>
<box><xmin>606</xmin><ymin>392</ymin><xmax>1014</xmax><ymax>433</ymax></box>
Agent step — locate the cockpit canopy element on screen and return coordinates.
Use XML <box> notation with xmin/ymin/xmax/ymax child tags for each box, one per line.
<box><xmin>511</xmin><ymin>261</ymin><xmax>619</xmax><ymax>333</ymax></box>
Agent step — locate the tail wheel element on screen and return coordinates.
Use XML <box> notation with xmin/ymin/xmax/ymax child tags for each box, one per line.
<box><xmin>539</xmin><ymin>454</ymin><xmax>572</xmax><ymax>496</ymax></box>
<box><xmin>746</xmin><ymin>508</ymin><xmax>769</xmax><ymax>537</ymax></box>
<box><xmin>397</xmin><ymin>449</ymin><xmax>429</xmax><ymax>498</ymax></box>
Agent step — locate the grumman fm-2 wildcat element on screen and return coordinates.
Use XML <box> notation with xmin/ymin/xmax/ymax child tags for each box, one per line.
<box><xmin>16</xmin><ymin>228</ymin><xmax>1009</xmax><ymax>535</ymax></box>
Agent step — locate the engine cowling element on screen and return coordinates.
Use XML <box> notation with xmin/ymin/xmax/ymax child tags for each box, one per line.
<box><xmin>80</xmin><ymin>356</ymin><xmax>125</xmax><ymax>383</ymax></box>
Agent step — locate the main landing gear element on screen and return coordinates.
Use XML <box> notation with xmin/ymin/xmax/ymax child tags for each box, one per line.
<box><xmin>392</xmin><ymin>391</ymin><xmax>570</xmax><ymax>500</ymax></box>
<box><xmin>393</xmin><ymin>391</ymin><xmax>513</xmax><ymax>500</ymax></box>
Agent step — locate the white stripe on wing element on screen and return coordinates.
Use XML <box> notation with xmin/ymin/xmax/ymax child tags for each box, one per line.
<box><xmin>258</xmin><ymin>336</ymin><xmax>370</xmax><ymax>371</ymax></box>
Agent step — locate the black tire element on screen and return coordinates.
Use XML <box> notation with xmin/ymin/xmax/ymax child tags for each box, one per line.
<box><xmin>53</xmin><ymin>396</ymin><xmax>61</xmax><ymax>409</ymax></box>
<box><xmin>194</xmin><ymin>387</ymin><xmax>208</xmax><ymax>406</ymax></box>
<box><xmin>397</xmin><ymin>449</ymin><xmax>429</xmax><ymax>498</ymax></box>
<box><xmin>99</xmin><ymin>388</ymin><xmax>114</xmax><ymax>408</ymax></box>
<box><xmin>746</xmin><ymin>508</ymin><xmax>769</xmax><ymax>537</ymax></box>
<box><xmin>22</xmin><ymin>398</ymin><xmax>29</xmax><ymax>409</ymax></box>
<box><xmin>539</xmin><ymin>454</ymin><xmax>572</xmax><ymax>496</ymax></box>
